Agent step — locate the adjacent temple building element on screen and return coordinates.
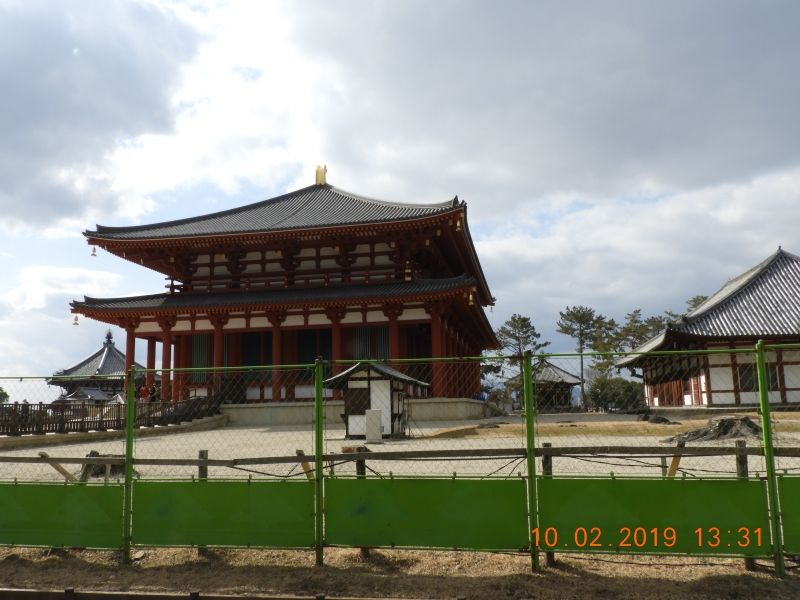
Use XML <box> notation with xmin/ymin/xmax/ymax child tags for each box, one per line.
<box><xmin>71</xmin><ymin>168</ymin><xmax>497</xmax><ymax>403</ymax></box>
<box><xmin>48</xmin><ymin>331</ymin><xmax>143</xmax><ymax>404</ymax></box>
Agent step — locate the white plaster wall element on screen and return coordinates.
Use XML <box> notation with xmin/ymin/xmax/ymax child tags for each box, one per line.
<box><xmin>398</xmin><ymin>308</ymin><xmax>428</xmax><ymax>321</ymax></box>
<box><xmin>365</xmin><ymin>311</ymin><xmax>388</xmax><ymax>323</ymax></box>
<box><xmin>738</xmin><ymin>391</ymin><xmax>758</xmax><ymax>404</ymax></box>
<box><xmin>707</xmin><ymin>353</ymin><xmax>731</xmax><ymax>366</ymax></box>
<box><xmin>298</xmin><ymin>260</ymin><xmax>315</xmax><ymax>270</ymax></box>
<box><xmin>308</xmin><ymin>314</ymin><xmax>332</xmax><ymax>326</ymax></box>
<box><xmin>194</xmin><ymin>319</ymin><xmax>213</xmax><ymax>331</ymax></box>
<box><xmin>370</xmin><ymin>380</ymin><xmax>392</xmax><ymax>433</ymax></box>
<box><xmin>709</xmin><ymin>367</ymin><xmax>734</xmax><ymax>391</ymax></box>
<box><xmin>225</xmin><ymin>318</ymin><xmax>246</xmax><ymax>329</ymax></box>
<box><xmin>784</xmin><ymin>364</ymin><xmax>800</xmax><ymax>388</ymax></box>
<box><xmin>341</xmin><ymin>310</ymin><xmax>363</xmax><ymax>324</ymax></box>
<box><xmin>712</xmin><ymin>392</ymin><xmax>736</xmax><ymax>404</ymax></box>
<box><xmin>172</xmin><ymin>320</ymin><xmax>191</xmax><ymax>332</ymax></box>
<box><xmin>283</xmin><ymin>315</ymin><xmax>304</xmax><ymax>327</ymax></box>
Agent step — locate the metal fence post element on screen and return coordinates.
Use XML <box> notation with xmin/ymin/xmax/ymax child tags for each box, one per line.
<box><xmin>314</xmin><ymin>358</ymin><xmax>325</xmax><ymax>567</ymax></box>
<box><xmin>122</xmin><ymin>366</ymin><xmax>136</xmax><ymax>563</ymax></box>
<box><xmin>522</xmin><ymin>351</ymin><xmax>539</xmax><ymax>571</ymax></box>
<box><xmin>755</xmin><ymin>340</ymin><xmax>785</xmax><ymax>577</ymax></box>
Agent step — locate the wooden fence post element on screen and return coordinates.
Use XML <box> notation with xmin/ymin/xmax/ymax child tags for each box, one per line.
<box><xmin>542</xmin><ymin>442</ymin><xmax>556</xmax><ymax>567</ymax></box>
<box><xmin>735</xmin><ymin>440</ymin><xmax>756</xmax><ymax>572</ymax></box>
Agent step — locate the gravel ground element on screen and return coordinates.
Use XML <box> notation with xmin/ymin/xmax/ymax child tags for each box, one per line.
<box><xmin>0</xmin><ymin>412</ymin><xmax>797</xmax><ymax>481</ymax></box>
<box><xmin>0</xmin><ymin>415</ymin><xmax>798</xmax><ymax>598</ymax></box>
<box><xmin>0</xmin><ymin>546</ymin><xmax>798</xmax><ymax>599</ymax></box>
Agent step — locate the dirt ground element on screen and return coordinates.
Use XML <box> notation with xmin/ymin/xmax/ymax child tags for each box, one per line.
<box><xmin>0</xmin><ymin>546</ymin><xmax>798</xmax><ymax>599</ymax></box>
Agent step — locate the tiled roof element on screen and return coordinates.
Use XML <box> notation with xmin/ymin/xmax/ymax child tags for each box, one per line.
<box><xmin>51</xmin><ymin>332</ymin><xmax>144</xmax><ymax>378</ymax></box>
<box><xmin>72</xmin><ymin>276</ymin><xmax>477</xmax><ymax>312</ymax></box>
<box><xmin>617</xmin><ymin>249</ymin><xmax>800</xmax><ymax>366</ymax></box>
<box><xmin>670</xmin><ymin>248</ymin><xmax>800</xmax><ymax>337</ymax></box>
<box><xmin>533</xmin><ymin>359</ymin><xmax>581</xmax><ymax>385</ymax></box>
<box><xmin>323</xmin><ymin>362</ymin><xmax>429</xmax><ymax>389</ymax></box>
<box><xmin>87</xmin><ymin>184</ymin><xmax>460</xmax><ymax>240</ymax></box>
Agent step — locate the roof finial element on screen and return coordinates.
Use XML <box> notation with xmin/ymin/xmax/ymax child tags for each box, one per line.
<box><xmin>315</xmin><ymin>165</ymin><xmax>327</xmax><ymax>185</ymax></box>
<box><xmin>104</xmin><ymin>329</ymin><xmax>114</xmax><ymax>346</ymax></box>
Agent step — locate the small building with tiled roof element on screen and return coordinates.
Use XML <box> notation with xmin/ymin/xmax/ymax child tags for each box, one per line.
<box><xmin>618</xmin><ymin>248</ymin><xmax>800</xmax><ymax>407</ymax></box>
<box><xmin>48</xmin><ymin>331</ymin><xmax>145</xmax><ymax>404</ymax></box>
<box><xmin>71</xmin><ymin>168</ymin><xmax>497</xmax><ymax>403</ymax></box>
<box><xmin>533</xmin><ymin>359</ymin><xmax>580</xmax><ymax>411</ymax></box>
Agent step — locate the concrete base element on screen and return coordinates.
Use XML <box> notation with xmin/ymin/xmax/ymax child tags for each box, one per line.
<box><xmin>406</xmin><ymin>397</ymin><xmax>486</xmax><ymax>421</ymax></box>
<box><xmin>222</xmin><ymin>401</ymin><xmax>345</xmax><ymax>427</ymax></box>
<box><xmin>220</xmin><ymin>398</ymin><xmax>487</xmax><ymax>426</ymax></box>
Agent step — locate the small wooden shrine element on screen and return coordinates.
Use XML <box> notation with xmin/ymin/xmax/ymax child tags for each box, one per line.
<box><xmin>324</xmin><ymin>362</ymin><xmax>429</xmax><ymax>438</ymax></box>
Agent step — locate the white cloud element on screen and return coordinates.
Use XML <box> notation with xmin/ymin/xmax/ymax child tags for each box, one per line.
<box><xmin>0</xmin><ymin>0</ymin><xmax>197</xmax><ymax>232</ymax></box>
<box><xmin>1</xmin><ymin>266</ymin><xmax>122</xmax><ymax>311</ymax></box>
<box><xmin>477</xmin><ymin>167</ymin><xmax>800</xmax><ymax>347</ymax></box>
<box><xmin>107</xmin><ymin>2</ymin><xmax>329</xmax><ymax>210</ymax></box>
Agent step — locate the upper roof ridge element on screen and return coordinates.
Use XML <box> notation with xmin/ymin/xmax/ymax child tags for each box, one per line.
<box><xmin>87</xmin><ymin>183</ymin><xmax>460</xmax><ymax>239</ymax></box>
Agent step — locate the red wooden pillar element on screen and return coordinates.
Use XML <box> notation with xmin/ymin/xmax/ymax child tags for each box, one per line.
<box><xmin>268</xmin><ymin>311</ymin><xmax>286</xmax><ymax>401</ymax></box>
<box><xmin>124</xmin><ymin>323</ymin><xmax>137</xmax><ymax>392</ymax></box>
<box><xmin>172</xmin><ymin>336</ymin><xmax>181</xmax><ymax>401</ymax></box>
<box><xmin>146</xmin><ymin>338</ymin><xmax>156</xmax><ymax>388</ymax></box>
<box><xmin>427</xmin><ymin>303</ymin><xmax>445</xmax><ymax>397</ymax></box>
<box><xmin>158</xmin><ymin>318</ymin><xmax>175</xmax><ymax>402</ymax></box>
<box><xmin>453</xmin><ymin>332</ymin><xmax>463</xmax><ymax>398</ymax></box>
<box><xmin>384</xmin><ymin>303</ymin><xmax>403</xmax><ymax>368</ymax></box>
<box><xmin>178</xmin><ymin>335</ymin><xmax>192</xmax><ymax>400</ymax></box>
<box><xmin>210</xmin><ymin>314</ymin><xmax>228</xmax><ymax>397</ymax></box>
<box><xmin>326</xmin><ymin>307</ymin><xmax>346</xmax><ymax>375</ymax></box>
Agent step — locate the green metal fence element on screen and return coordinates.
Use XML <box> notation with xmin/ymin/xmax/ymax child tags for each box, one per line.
<box><xmin>0</xmin><ymin>344</ymin><xmax>797</xmax><ymax>576</ymax></box>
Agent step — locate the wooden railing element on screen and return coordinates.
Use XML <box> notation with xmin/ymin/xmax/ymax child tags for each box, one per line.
<box><xmin>0</xmin><ymin>396</ymin><xmax>222</xmax><ymax>437</ymax></box>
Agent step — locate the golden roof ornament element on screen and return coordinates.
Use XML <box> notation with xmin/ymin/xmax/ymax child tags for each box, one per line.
<box><xmin>315</xmin><ymin>165</ymin><xmax>327</xmax><ymax>185</ymax></box>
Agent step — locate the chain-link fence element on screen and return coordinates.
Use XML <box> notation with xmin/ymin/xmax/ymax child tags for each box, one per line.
<box><xmin>0</xmin><ymin>347</ymin><xmax>796</xmax><ymax>571</ymax></box>
<box><xmin>0</xmin><ymin>375</ymin><xmax>127</xmax><ymax>482</ymax></box>
<box><xmin>319</xmin><ymin>357</ymin><xmax>527</xmax><ymax>479</ymax></box>
<box><xmin>763</xmin><ymin>344</ymin><xmax>800</xmax><ymax>476</ymax></box>
<box><xmin>130</xmin><ymin>365</ymin><xmax>317</xmax><ymax>481</ymax></box>
<box><xmin>532</xmin><ymin>349</ymin><xmax>774</xmax><ymax>479</ymax></box>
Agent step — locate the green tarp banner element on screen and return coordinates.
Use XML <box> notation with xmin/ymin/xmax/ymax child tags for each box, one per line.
<box><xmin>131</xmin><ymin>480</ymin><xmax>315</xmax><ymax>548</ymax></box>
<box><xmin>0</xmin><ymin>483</ymin><xmax>123</xmax><ymax>549</ymax></box>
<box><xmin>537</xmin><ymin>478</ymin><xmax>771</xmax><ymax>557</ymax></box>
<box><xmin>778</xmin><ymin>476</ymin><xmax>800</xmax><ymax>555</ymax></box>
<box><xmin>325</xmin><ymin>477</ymin><xmax>529</xmax><ymax>551</ymax></box>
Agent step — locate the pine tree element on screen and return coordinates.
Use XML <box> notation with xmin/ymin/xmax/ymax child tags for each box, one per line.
<box><xmin>556</xmin><ymin>305</ymin><xmax>603</xmax><ymax>409</ymax></box>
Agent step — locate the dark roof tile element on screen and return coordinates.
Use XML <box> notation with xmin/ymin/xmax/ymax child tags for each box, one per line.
<box><xmin>72</xmin><ymin>276</ymin><xmax>476</xmax><ymax>312</ymax></box>
<box><xmin>672</xmin><ymin>249</ymin><xmax>800</xmax><ymax>337</ymax></box>
<box><xmin>87</xmin><ymin>184</ymin><xmax>459</xmax><ymax>240</ymax></box>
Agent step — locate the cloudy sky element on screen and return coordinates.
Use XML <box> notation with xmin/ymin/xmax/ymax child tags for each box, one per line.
<box><xmin>1</xmin><ymin>0</ymin><xmax>799</xmax><ymax>378</ymax></box>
